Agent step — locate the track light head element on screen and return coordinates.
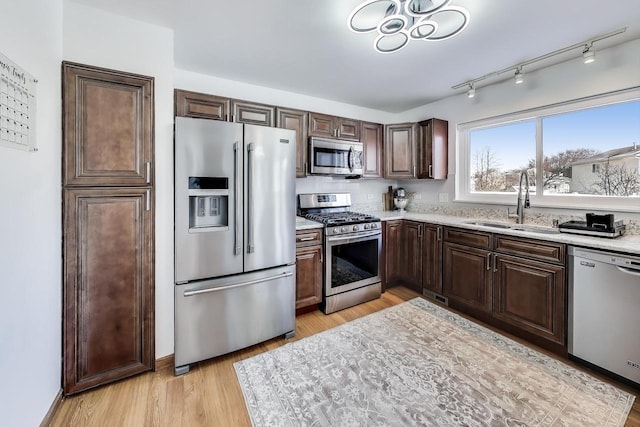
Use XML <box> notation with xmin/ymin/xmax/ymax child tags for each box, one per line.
<box><xmin>514</xmin><ymin>68</ymin><xmax>524</xmax><ymax>84</ymax></box>
<box><xmin>583</xmin><ymin>45</ymin><xmax>596</xmax><ymax>64</ymax></box>
<box><xmin>467</xmin><ymin>84</ymin><xmax>475</xmax><ymax>98</ymax></box>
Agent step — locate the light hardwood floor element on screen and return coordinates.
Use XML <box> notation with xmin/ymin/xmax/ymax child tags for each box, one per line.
<box><xmin>47</xmin><ymin>287</ymin><xmax>640</xmax><ymax>426</ymax></box>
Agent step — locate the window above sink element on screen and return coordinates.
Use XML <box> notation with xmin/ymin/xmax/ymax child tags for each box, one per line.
<box><xmin>456</xmin><ymin>88</ymin><xmax>640</xmax><ymax>213</ymax></box>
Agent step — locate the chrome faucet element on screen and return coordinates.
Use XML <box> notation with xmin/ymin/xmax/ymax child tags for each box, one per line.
<box><xmin>509</xmin><ymin>171</ymin><xmax>530</xmax><ymax>224</ymax></box>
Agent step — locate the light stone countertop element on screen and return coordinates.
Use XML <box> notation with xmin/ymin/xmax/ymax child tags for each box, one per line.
<box><xmin>295</xmin><ymin>216</ymin><xmax>323</xmax><ymax>231</ymax></box>
<box><xmin>369</xmin><ymin>210</ymin><xmax>640</xmax><ymax>256</ymax></box>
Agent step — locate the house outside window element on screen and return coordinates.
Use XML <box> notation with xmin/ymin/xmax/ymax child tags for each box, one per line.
<box><xmin>456</xmin><ymin>90</ymin><xmax>640</xmax><ymax>211</ymax></box>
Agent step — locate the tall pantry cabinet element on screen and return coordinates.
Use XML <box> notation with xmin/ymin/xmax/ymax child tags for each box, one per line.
<box><xmin>62</xmin><ymin>62</ymin><xmax>155</xmax><ymax>395</ymax></box>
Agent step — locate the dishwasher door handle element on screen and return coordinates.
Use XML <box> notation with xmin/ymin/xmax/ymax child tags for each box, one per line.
<box><xmin>617</xmin><ymin>266</ymin><xmax>640</xmax><ymax>276</ymax></box>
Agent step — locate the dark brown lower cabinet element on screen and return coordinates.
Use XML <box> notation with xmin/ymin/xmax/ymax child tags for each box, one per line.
<box><xmin>442</xmin><ymin>226</ymin><xmax>566</xmax><ymax>354</ymax></box>
<box><xmin>402</xmin><ymin>221</ymin><xmax>423</xmax><ymax>293</ymax></box>
<box><xmin>295</xmin><ymin>229</ymin><xmax>323</xmax><ymax>310</ymax></box>
<box><xmin>493</xmin><ymin>253</ymin><xmax>566</xmax><ymax>346</ymax></box>
<box><xmin>63</xmin><ymin>188</ymin><xmax>154</xmax><ymax>395</ymax></box>
<box><xmin>383</xmin><ymin>220</ymin><xmax>403</xmax><ymax>289</ymax></box>
<box><xmin>421</xmin><ymin>224</ymin><xmax>443</xmax><ymax>294</ymax></box>
<box><xmin>443</xmin><ymin>241</ymin><xmax>493</xmax><ymax>314</ymax></box>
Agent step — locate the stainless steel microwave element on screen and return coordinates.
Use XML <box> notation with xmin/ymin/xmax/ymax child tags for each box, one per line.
<box><xmin>309</xmin><ymin>137</ymin><xmax>364</xmax><ymax>176</ymax></box>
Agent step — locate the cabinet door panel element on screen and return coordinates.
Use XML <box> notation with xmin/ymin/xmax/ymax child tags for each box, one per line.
<box><xmin>493</xmin><ymin>255</ymin><xmax>565</xmax><ymax>344</ymax></box>
<box><xmin>63</xmin><ymin>188</ymin><xmax>154</xmax><ymax>394</ymax></box>
<box><xmin>295</xmin><ymin>245</ymin><xmax>323</xmax><ymax>309</ymax></box>
<box><xmin>443</xmin><ymin>242</ymin><xmax>492</xmax><ymax>313</ymax></box>
<box><xmin>361</xmin><ymin>122</ymin><xmax>383</xmax><ymax>178</ymax></box>
<box><xmin>232</xmin><ymin>100</ymin><xmax>275</xmax><ymax>126</ymax></box>
<box><xmin>383</xmin><ymin>220</ymin><xmax>403</xmax><ymax>287</ymax></box>
<box><xmin>63</xmin><ymin>63</ymin><xmax>153</xmax><ymax>186</ymax></box>
<box><xmin>417</xmin><ymin>118</ymin><xmax>448</xmax><ymax>179</ymax></box>
<box><xmin>278</xmin><ymin>108</ymin><xmax>309</xmax><ymax>178</ymax></box>
<box><xmin>337</xmin><ymin>118</ymin><xmax>360</xmax><ymax>141</ymax></box>
<box><xmin>422</xmin><ymin>224</ymin><xmax>443</xmax><ymax>294</ymax></box>
<box><xmin>403</xmin><ymin>221</ymin><xmax>423</xmax><ymax>292</ymax></box>
<box><xmin>174</xmin><ymin>89</ymin><xmax>229</xmax><ymax>121</ymax></box>
<box><xmin>384</xmin><ymin>123</ymin><xmax>416</xmax><ymax>179</ymax></box>
<box><xmin>309</xmin><ymin>112</ymin><xmax>335</xmax><ymax>138</ymax></box>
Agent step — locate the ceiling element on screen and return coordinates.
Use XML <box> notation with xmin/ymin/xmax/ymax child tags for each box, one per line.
<box><xmin>69</xmin><ymin>0</ymin><xmax>640</xmax><ymax>113</ymax></box>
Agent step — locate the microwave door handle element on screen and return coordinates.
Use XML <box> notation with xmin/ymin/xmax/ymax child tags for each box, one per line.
<box><xmin>348</xmin><ymin>146</ymin><xmax>354</xmax><ymax>172</ymax></box>
<box><xmin>247</xmin><ymin>143</ymin><xmax>255</xmax><ymax>253</ymax></box>
<box><xmin>234</xmin><ymin>141</ymin><xmax>241</xmax><ymax>255</ymax></box>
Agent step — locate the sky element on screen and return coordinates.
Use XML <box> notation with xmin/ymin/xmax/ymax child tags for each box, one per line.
<box><xmin>470</xmin><ymin>99</ymin><xmax>640</xmax><ymax>171</ymax></box>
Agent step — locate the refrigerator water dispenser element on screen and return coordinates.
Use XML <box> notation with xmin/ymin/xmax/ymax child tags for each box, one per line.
<box><xmin>188</xmin><ymin>177</ymin><xmax>229</xmax><ymax>230</ymax></box>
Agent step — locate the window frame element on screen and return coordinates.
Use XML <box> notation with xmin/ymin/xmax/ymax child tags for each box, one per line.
<box><xmin>455</xmin><ymin>87</ymin><xmax>640</xmax><ymax>212</ymax></box>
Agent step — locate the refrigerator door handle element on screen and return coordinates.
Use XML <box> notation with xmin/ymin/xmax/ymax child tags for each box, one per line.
<box><xmin>234</xmin><ymin>141</ymin><xmax>241</xmax><ymax>255</ymax></box>
<box><xmin>247</xmin><ymin>143</ymin><xmax>255</xmax><ymax>253</ymax></box>
<box><xmin>183</xmin><ymin>271</ymin><xmax>293</xmax><ymax>296</ymax></box>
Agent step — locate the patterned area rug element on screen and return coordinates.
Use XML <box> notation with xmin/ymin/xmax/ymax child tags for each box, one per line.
<box><xmin>234</xmin><ymin>298</ymin><xmax>635</xmax><ymax>426</ymax></box>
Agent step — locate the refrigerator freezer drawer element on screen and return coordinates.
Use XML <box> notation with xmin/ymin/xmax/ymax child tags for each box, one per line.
<box><xmin>174</xmin><ymin>265</ymin><xmax>295</xmax><ymax>373</ymax></box>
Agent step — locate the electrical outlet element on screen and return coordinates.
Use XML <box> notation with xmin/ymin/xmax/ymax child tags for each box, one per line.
<box><xmin>438</xmin><ymin>193</ymin><xmax>449</xmax><ymax>203</ymax></box>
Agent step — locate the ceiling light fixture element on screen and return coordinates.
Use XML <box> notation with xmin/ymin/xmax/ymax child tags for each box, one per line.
<box><xmin>514</xmin><ymin>67</ymin><xmax>524</xmax><ymax>84</ymax></box>
<box><xmin>583</xmin><ymin>44</ymin><xmax>596</xmax><ymax>64</ymax></box>
<box><xmin>452</xmin><ymin>27</ymin><xmax>626</xmax><ymax>95</ymax></box>
<box><xmin>467</xmin><ymin>84</ymin><xmax>475</xmax><ymax>98</ymax></box>
<box><xmin>347</xmin><ymin>0</ymin><xmax>470</xmax><ymax>54</ymax></box>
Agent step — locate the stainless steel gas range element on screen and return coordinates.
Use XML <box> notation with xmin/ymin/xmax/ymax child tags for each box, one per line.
<box><xmin>299</xmin><ymin>193</ymin><xmax>382</xmax><ymax>314</ymax></box>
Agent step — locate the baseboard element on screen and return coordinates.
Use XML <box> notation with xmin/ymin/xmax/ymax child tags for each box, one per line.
<box><xmin>155</xmin><ymin>354</ymin><xmax>174</xmax><ymax>371</ymax></box>
<box><xmin>40</xmin><ymin>389</ymin><xmax>63</xmax><ymax>427</ymax></box>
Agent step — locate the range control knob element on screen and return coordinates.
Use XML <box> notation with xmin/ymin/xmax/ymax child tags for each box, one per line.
<box><xmin>364</xmin><ymin>224</ymin><xmax>370</xmax><ymax>230</ymax></box>
<box><xmin>333</xmin><ymin>227</ymin><xmax>339</xmax><ymax>234</ymax></box>
<box><xmin>353</xmin><ymin>225</ymin><xmax>359</xmax><ymax>231</ymax></box>
<box><xmin>370</xmin><ymin>223</ymin><xmax>377</xmax><ymax>229</ymax></box>
<box><xmin>341</xmin><ymin>227</ymin><xmax>347</xmax><ymax>232</ymax></box>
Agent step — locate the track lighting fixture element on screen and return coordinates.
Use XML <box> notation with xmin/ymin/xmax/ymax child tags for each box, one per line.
<box><xmin>467</xmin><ymin>84</ymin><xmax>475</xmax><ymax>98</ymax></box>
<box><xmin>452</xmin><ymin>27</ymin><xmax>625</xmax><ymax>95</ymax></box>
<box><xmin>514</xmin><ymin>68</ymin><xmax>524</xmax><ymax>84</ymax></box>
<box><xmin>583</xmin><ymin>45</ymin><xmax>595</xmax><ymax>64</ymax></box>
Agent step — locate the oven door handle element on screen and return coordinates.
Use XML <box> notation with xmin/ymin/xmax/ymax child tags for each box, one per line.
<box><xmin>327</xmin><ymin>230</ymin><xmax>381</xmax><ymax>243</ymax></box>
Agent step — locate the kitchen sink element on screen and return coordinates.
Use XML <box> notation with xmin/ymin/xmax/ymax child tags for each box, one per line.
<box><xmin>463</xmin><ymin>220</ymin><xmax>560</xmax><ymax>235</ymax></box>
<box><xmin>511</xmin><ymin>226</ymin><xmax>560</xmax><ymax>235</ymax></box>
<box><xmin>463</xmin><ymin>221</ymin><xmax>513</xmax><ymax>229</ymax></box>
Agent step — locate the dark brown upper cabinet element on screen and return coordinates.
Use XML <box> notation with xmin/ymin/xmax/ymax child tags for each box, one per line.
<box><xmin>63</xmin><ymin>63</ymin><xmax>154</xmax><ymax>186</ymax></box>
<box><xmin>277</xmin><ymin>108</ymin><xmax>309</xmax><ymax>178</ymax></box>
<box><xmin>384</xmin><ymin>123</ymin><xmax>417</xmax><ymax>179</ymax></box>
<box><xmin>175</xmin><ymin>89</ymin><xmax>229</xmax><ymax>121</ymax></box>
<box><xmin>309</xmin><ymin>112</ymin><xmax>360</xmax><ymax>141</ymax></box>
<box><xmin>175</xmin><ymin>89</ymin><xmax>274</xmax><ymax>126</ymax></box>
<box><xmin>231</xmin><ymin>100</ymin><xmax>275</xmax><ymax>126</ymax></box>
<box><xmin>416</xmin><ymin>118</ymin><xmax>448</xmax><ymax>179</ymax></box>
<box><xmin>361</xmin><ymin>121</ymin><xmax>383</xmax><ymax>178</ymax></box>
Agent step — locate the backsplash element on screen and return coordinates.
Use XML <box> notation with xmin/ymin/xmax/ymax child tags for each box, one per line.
<box><xmin>297</xmin><ymin>177</ymin><xmax>640</xmax><ymax>235</ymax></box>
<box><xmin>403</xmin><ymin>200</ymin><xmax>640</xmax><ymax>236</ymax></box>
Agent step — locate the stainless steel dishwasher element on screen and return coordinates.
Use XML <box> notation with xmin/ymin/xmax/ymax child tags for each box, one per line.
<box><xmin>568</xmin><ymin>246</ymin><xmax>640</xmax><ymax>387</ymax></box>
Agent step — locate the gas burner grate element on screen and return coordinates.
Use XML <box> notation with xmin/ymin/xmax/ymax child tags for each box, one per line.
<box><xmin>304</xmin><ymin>211</ymin><xmax>378</xmax><ymax>226</ymax></box>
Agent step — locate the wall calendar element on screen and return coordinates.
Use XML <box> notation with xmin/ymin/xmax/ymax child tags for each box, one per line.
<box><xmin>0</xmin><ymin>51</ymin><xmax>37</xmax><ymax>152</ymax></box>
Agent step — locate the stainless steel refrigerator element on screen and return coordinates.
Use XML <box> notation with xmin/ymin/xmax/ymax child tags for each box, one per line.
<box><xmin>174</xmin><ymin>117</ymin><xmax>296</xmax><ymax>375</ymax></box>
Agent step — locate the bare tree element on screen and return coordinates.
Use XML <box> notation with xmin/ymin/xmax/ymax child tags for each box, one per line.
<box><xmin>592</xmin><ymin>161</ymin><xmax>640</xmax><ymax>196</ymax></box>
<box><xmin>472</xmin><ymin>146</ymin><xmax>505</xmax><ymax>191</ymax></box>
<box><xmin>538</xmin><ymin>148</ymin><xmax>599</xmax><ymax>187</ymax></box>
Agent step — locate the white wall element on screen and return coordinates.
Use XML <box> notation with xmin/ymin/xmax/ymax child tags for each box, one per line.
<box><xmin>174</xmin><ymin>69</ymin><xmax>398</xmax><ymax>125</ymax></box>
<box><xmin>63</xmin><ymin>0</ymin><xmax>176</xmax><ymax>358</ymax></box>
<box><xmin>398</xmin><ymin>38</ymin><xmax>640</xmax><ymax>217</ymax></box>
<box><xmin>0</xmin><ymin>0</ymin><xmax>63</xmax><ymax>425</ymax></box>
